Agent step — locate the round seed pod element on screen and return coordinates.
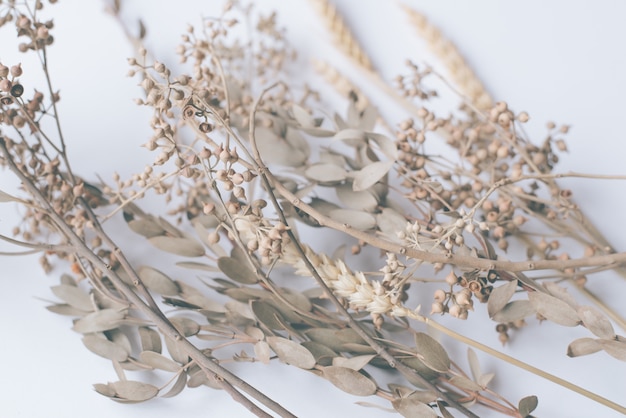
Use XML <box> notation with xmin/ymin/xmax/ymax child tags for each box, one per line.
<box><xmin>10</xmin><ymin>83</ymin><xmax>24</xmax><ymax>98</ymax></box>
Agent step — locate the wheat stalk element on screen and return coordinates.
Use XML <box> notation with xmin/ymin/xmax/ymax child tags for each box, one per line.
<box><xmin>313</xmin><ymin>59</ymin><xmax>370</xmax><ymax>111</ymax></box>
<box><xmin>309</xmin><ymin>0</ymin><xmax>373</xmax><ymax>71</ymax></box>
<box><xmin>401</xmin><ymin>4</ymin><xmax>493</xmax><ymax>110</ymax></box>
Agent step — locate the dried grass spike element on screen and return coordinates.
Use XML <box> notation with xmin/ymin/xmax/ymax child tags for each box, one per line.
<box><xmin>313</xmin><ymin>59</ymin><xmax>369</xmax><ymax>111</ymax></box>
<box><xmin>402</xmin><ymin>4</ymin><xmax>493</xmax><ymax>110</ymax></box>
<box><xmin>309</xmin><ymin>0</ymin><xmax>373</xmax><ymax>70</ymax></box>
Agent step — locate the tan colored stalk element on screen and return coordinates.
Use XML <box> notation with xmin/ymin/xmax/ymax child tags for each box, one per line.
<box><xmin>308</xmin><ymin>0</ymin><xmax>373</xmax><ymax>70</ymax></box>
<box><xmin>401</xmin><ymin>4</ymin><xmax>493</xmax><ymax>110</ymax></box>
<box><xmin>277</xmin><ymin>241</ymin><xmax>625</xmax><ymax>415</ymax></box>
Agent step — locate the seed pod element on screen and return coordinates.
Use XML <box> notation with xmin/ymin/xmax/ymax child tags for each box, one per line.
<box><xmin>199</xmin><ymin>122</ymin><xmax>213</xmax><ymax>133</ymax></box>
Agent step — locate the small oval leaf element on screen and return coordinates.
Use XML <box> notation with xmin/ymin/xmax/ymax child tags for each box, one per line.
<box><xmin>218</xmin><ymin>257</ymin><xmax>258</xmax><ymax>284</ymax></box>
<box><xmin>139</xmin><ymin>326</ymin><xmax>162</xmax><ymax>353</ymax></box>
<box><xmin>329</xmin><ymin>209</ymin><xmax>377</xmax><ymax>230</ymax></box>
<box><xmin>72</xmin><ymin>309</ymin><xmax>126</xmax><ymax>333</ymax></box>
<box><xmin>392</xmin><ymin>394</ymin><xmax>438</xmax><ymax>418</ymax></box>
<box><xmin>110</xmin><ymin>380</ymin><xmax>159</xmax><ymax>402</ymax></box>
<box><xmin>321</xmin><ymin>366</ymin><xmax>377</xmax><ymax>396</ymax></box>
<box><xmin>267</xmin><ymin>336</ymin><xmax>316</xmax><ymax>369</ymax></box>
<box><xmin>82</xmin><ymin>334</ymin><xmax>129</xmax><ymax>361</ymax></box>
<box><xmin>139</xmin><ymin>350</ymin><xmax>182</xmax><ymax>372</ymax></box>
<box><xmin>487</xmin><ymin>281</ymin><xmax>517</xmax><ymax>318</ymax></box>
<box><xmin>51</xmin><ymin>284</ymin><xmax>93</xmax><ymax>312</ymax></box>
<box><xmin>332</xmin><ymin>354</ymin><xmax>376</xmax><ymax>371</ymax></box>
<box><xmin>305</xmin><ymin>163</ymin><xmax>348</xmax><ymax>184</ymax></box>
<box><xmin>577</xmin><ymin>306</ymin><xmax>615</xmax><ymax>339</ymax></box>
<box><xmin>414</xmin><ymin>332</ymin><xmax>450</xmax><ymax>373</ymax></box>
<box><xmin>137</xmin><ymin>266</ymin><xmax>180</xmax><ymax>296</ymax></box>
<box><xmin>352</xmin><ymin>160</ymin><xmax>393</xmax><ymax>191</ymax></box>
<box><xmin>148</xmin><ymin>236</ymin><xmax>205</xmax><ymax>257</ymax></box>
<box><xmin>597</xmin><ymin>339</ymin><xmax>626</xmax><ymax>361</ymax></box>
<box><xmin>529</xmin><ymin>292</ymin><xmax>581</xmax><ymax>327</ymax></box>
<box><xmin>491</xmin><ymin>300</ymin><xmax>535</xmax><ymax>323</ymax></box>
<box><xmin>567</xmin><ymin>337</ymin><xmax>602</xmax><ymax>358</ymax></box>
<box><xmin>518</xmin><ymin>395</ymin><xmax>538</xmax><ymax>417</ymax></box>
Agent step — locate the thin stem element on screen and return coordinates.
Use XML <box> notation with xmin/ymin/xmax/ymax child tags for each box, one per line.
<box><xmin>421</xmin><ymin>316</ymin><xmax>626</xmax><ymax>415</ymax></box>
<box><xmin>0</xmin><ymin>138</ymin><xmax>296</xmax><ymax>418</ymax></box>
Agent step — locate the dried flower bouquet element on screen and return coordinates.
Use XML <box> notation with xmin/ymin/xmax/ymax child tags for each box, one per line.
<box><xmin>1</xmin><ymin>1</ymin><xmax>625</xmax><ymax>417</ymax></box>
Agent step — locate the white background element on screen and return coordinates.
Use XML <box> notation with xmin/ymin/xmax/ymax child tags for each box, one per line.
<box><xmin>1</xmin><ymin>1</ymin><xmax>625</xmax><ymax>417</ymax></box>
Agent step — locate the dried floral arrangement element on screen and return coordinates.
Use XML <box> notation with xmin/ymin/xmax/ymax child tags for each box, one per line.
<box><xmin>1</xmin><ymin>1</ymin><xmax>625</xmax><ymax>417</ymax></box>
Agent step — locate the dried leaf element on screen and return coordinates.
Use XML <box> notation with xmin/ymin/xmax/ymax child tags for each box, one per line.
<box><xmin>597</xmin><ymin>339</ymin><xmax>626</xmax><ymax>361</ymax></box>
<box><xmin>292</xmin><ymin>104</ymin><xmax>315</xmax><ymax>128</ymax></box>
<box><xmin>518</xmin><ymin>395</ymin><xmax>538</xmax><ymax>417</ymax></box>
<box><xmin>392</xmin><ymin>393</ymin><xmax>438</xmax><ymax>418</ymax></box>
<box><xmin>0</xmin><ymin>189</ymin><xmax>20</xmax><ymax>202</ymax></box>
<box><xmin>46</xmin><ymin>303</ymin><xmax>91</xmax><ymax>316</ymax></box>
<box><xmin>254</xmin><ymin>341</ymin><xmax>271</xmax><ymax>364</ymax></box>
<box><xmin>529</xmin><ymin>292</ymin><xmax>581</xmax><ymax>326</ymax></box>
<box><xmin>160</xmin><ymin>372</ymin><xmax>187</xmax><ymax>398</ymax></box>
<box><xmin>437</xmin><ymin>401</ymin><xmax>455</xmax><ymax>418</ymax></box>
<box><xmin>301</xmin><ymin>341</ymin><xmax>336</xmax><ymax>366</ymax></box>
<box><xmin>352</xmin><ymin>160</ymin><xmax>393</xmax><ymax>191</ymax></box>
<box><xmin>487</xmin><ymin>280</ymin><xmax>517</xmax><ymax>319</ymax></box>
<box><xmin>169</xmin><ymin>316</ymin><xmax>200</xmax><ymax>337</ymax></box>
<box><xmin>543</xmin><ymin>282</ymin><xmax>579</xmax><ymax>308</ymax></box>
<box><xmin>94</xmin><ymin>383</ymin><xmax>116</xmax><ymax>398</ymax></box>
<box><xmin>255</xmin><ymin>127</ymin><xmax>308</xmax><ymax>167</ymax></box>
<box><xmin>110</xmin><ymin>380</ymin><xmax>159</xmax><ymax>402</ymax></box>
<box><xmin>139</xmin><ymin>351</ymin><xmax>182</xmax><ymax>372</ymax></box>
<box><xmin>218</xmin><ymin>257</ymin><xmax>258</xmax><ymax>284</ymax></box>
<box><xmin>82</xmin><ymin>334</ymin><xmax>129</xmax><ymax>362</ymax></box>
<box><xmin>148</xmin><ymin>236</ymin><xmax>205</xmax><ymax>257</ymax></box>
<box><xmin>176</xmin><ymin>261</ymin><xmax>220</xmax><ymax>272</ymax></box>
<box><xmin>329</xmin><ymin>209</ymin><xmax>377</xmax><ymax>230</ymax></box>
<box><xmin>336</xmin><ymin>183</ymin><xmax>378</xmax><ymax>212</ymax></box>
<box><xmin>251</xmin><ymin>300</ymin><xmax>285</xmax><ymax>331</ymax></box>
<box><xmin>127</xmin><ymin>219</ymin><xmax>165</xmax><ymax>238</ymax></box>
<box><xmin>577</xmin><ymin>306</ymin><xmax>615</xmax><ymax>339</ymax></box>
<box><xmin>139</xmin><ymin>326</ymin><xmax>162</xmax><ymax>353</ymax></box>
<box><xmin>108</xmin><ymin>328</ymin><xmax>132</xmax><ymax>355</ymax></box>
<box><xmin>367</xmin><ymin>132</ymin><xmax>398</xmax><ymax>160</ymax></box>
<box><xmin>467</xmin><ymin>348</ymin><xmax>481</xmax><ymax>382</ymax></box>
<box><xmin>449</xmin><ymin>375</ymin><xmax>482</xmax><ymax>392</ymax></box>
<box><xmin>376</xmin><ymin>208</ymin><xmax>406</xmax><ymax>239</ymax></box>
<box><xmin>479</xmin><ymin>373</ymin><xmax>495</xmax><ymax>388</ymax></box>
<box><xmin>137</xmin><ymin>266</ymin><xmax>180</xmax><ymax>296</ymax></box>
<box><xmin>72</xmin><ymin>309</ymin><xmax>126</xmax><ymax>333</ymax></box>
<box><xmin>491</xmin><ymin>300</ymin><xmax>535</xmax><ymax>323</ymax></box>
<box><xmin>567</xmin><ymin>337</ymin><xmax>602</xmax><ymax>358</ymax></box>
<box><xmin>333</xmin><ymin>128</ymin><xmax>366</xmax><ymax>146</ymax></box>
<box><xmin>51</xmin><ymin>284</ymin><xmax>93</xmax><ymax>312</ymax></box>
<box><xmin>332</xmin><ymin>354</ymin><xmax>376</xmax><ymax>371</ymax></box>
<box><xmin>414</xmin><ymin>332</ymin><xmax>450</xmax><ymax>373</ymax></box>
<box><xmin>164</xmin><ymin>335</ymin><xmax>189</xmax><ymax>364</ymax></box>
<box><xmin>305</xmin><ymin>163</ymin><xmax>348</xmax><ymax>184</ymax></box>
<box><xmin>321</xmin><ymin>366</ymin><xmax>377</xmax><ymax>396</ymax></box>
<box><xmin>267</xmin><ymin>336</ymin><xmax>316</xmax><ymax>369</ymax></box>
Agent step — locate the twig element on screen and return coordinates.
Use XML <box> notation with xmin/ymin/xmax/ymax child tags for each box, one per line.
<box><xmin>0</xmin><ymin>137</ymin><xmax>297</xmax><ymax>418</ymax></box>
